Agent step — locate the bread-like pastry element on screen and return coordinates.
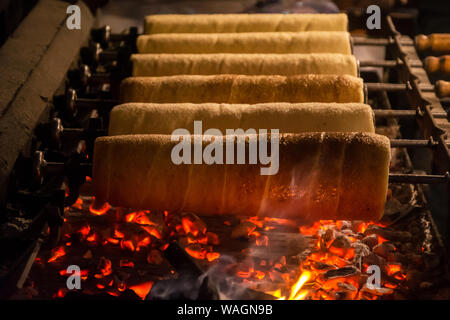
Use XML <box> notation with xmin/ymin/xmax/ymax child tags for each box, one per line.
<box><xmin>136</xmin><ymin>32</ymin><xmax>352</xmax><ymax>54</ymax></box>
<box><xmin>93</xmin><ymin>133</ymin><xmax>390</xmax><ymax>221</ymax></box>
<box><xmin>120</xmin><ymin>74</ymin><xmax>364</xmax><ymax>104</ymax></box>
<box><xmin>131</xmin><ymin>53</ymin><xmax>358</xmax><ymax>77</ymax></box>
<box><xmin>144</xmin><ymin>13</ymin><xmax>348</xmax><ymax>33</ymax></box>
<box><xmin>108</xmin><ymin>103</ymin><xmax>375</xmax><ymax>136</ymax></box>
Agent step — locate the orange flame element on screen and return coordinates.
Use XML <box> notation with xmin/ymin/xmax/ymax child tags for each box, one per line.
<box><xmin>206</xmin><ymin>252</ymin><xmax>220</xmax><ymax>262</ymax></box>
<box><xmin>48</xmin><ymin>246</ymin><xmax>66</xmax><ymax>263</ymax></box>
<box><xmin>89</xmin><ymin>197</ymin><xmax>111</xmax><ymax>216</ymax></box>
<box><xmin>71</xmin><ymin>198</ymin><xmax>83</xmax><ymax>210</ymax></box>
<box><xmin>141</xmin><ymin>225</ymin><xmax>163</xmax><ymax>240</ymax></box>
<box><xmin>129</xmin><ymin>282</ymin><xmax>153</xmax><ymax>300</ymax></box>
<box><xmin>185</xmin><ymin>245</ymin><xmax>207</xmax><ymax>260</ymax></box>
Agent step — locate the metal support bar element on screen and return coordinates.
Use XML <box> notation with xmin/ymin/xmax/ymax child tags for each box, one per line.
<box><xmin>374</xmin><ymin>109</ymin><xmax>447</xmax><ymax>119</ymax></box>
<box><xmin>353</xmin><ymin>36</ymin><xmax>414</xmax><ymax>46</ymax></box>
<box><xmin>366</xmin><ymin>82</ymin><xmax>435</xmax><ymax>92</ymax></box>
<box><xmin>389</xmin><ymin>173</ymin><xmax>449</xmax><ymax>184</ymax></box>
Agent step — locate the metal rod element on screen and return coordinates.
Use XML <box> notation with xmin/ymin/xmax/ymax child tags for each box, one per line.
<box><xmin>352</xmin><ymin>36</ymin><xmax>414</xmax><ymax>46</ymax></box>
<box><xmin>360</xmin><ymin>60</ymin><xmax>422</xmax><ymax>68</ymax></box>
<box><xmin>38</xmin><ymin>159</ymin><xmax>449</xmax><ymax>185</ymax></box>
<box><xmin>366</xmin><ymin>82</ymin><xmax>435</xmax><ymax>92</ymax></box>
<box><xmin>390</xmin><ymin>139</ymin><xmax>442</xmax><ymax>148</ymax></box>
<box><xmin>374</xmin><ymin>109</ymin><xmax>447</xmax><ymax>119</ymax></box>
<box><xmin>388</xmin><ymin>173</ymin><xmax>449</xmax><ymax>184</ymax></box>
<box><xmin>91</xmin><ymin>27</ymin><xmax>415</xmax><ymax>48</ymax></box>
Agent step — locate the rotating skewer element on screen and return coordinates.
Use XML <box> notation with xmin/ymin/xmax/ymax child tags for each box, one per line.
<box><xmin>31</xmin><ymin>150</ymin><xmax>450</xmax><ymax>186</ymax></box>
<box><xmin>92</xmin><ymin>26</ymin><xmax>450</xmax><ymax>51</ymax></box>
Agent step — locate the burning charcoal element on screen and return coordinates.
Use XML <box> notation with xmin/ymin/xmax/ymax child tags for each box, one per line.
<box><xmin>287</xmin><ymin>235</ymin><xmax>311</xmax><ymax>255</ymax></box>
<box><xmin>363</xmin><ymin>252</ymin><xmax>387</xmax><ymax>269</ymax></box>
<box><xmin>82</xmin><ymin>249</ymin><xmax>93</xmax><ymax>259</ymax></box>
<box><xmin>119</xmin><ymin>260</ymin><xmax>134</xmax><ymax>268</ymax></box>
<box><xmin>295</xmin><ymin>249</ymin><xmax>312</xmax><ymax>264</ymax></box>
<box><xmin>322</xmin><ymin>228</ymin><xmax>335</xmax><ymax>243</ymax></box>
<box><xmin>95</xmin><ymin>257</ymin><xmax>112</xmax><ymax>278</ymax></box>
<box><xmin>341</xmin><ymin>229</ymin><xmax>358</xmax><ymax>238</ymax></box>
<box><xmin>361</xmin><ymin>234</ymin><xmax>378</xmax><ymax>248</ymax></box>
<box><xmin>323</xmin><ymin>266</ymin><xmax>359</xmax><ymax>280</ymax></box>
<box><xmin>339</xmin><ymin>221</ymin><xmax>352</xmax><ymax>230</ymax></box>
<box><xmin>373</xmin><ymin>242</ymin><xmax>396</xmax><ymax>259</ymax></box>
<box><xmin>331</xmin><ymin>235</ymin><xmax>351</xmax><ymax>249</ymax></box>
<box><xmin>181</xmin><ymin>212</ymin><xmax>207</xmax><ymax>237</ymax></box>
<box><xmin>337</xmin><ymin>282</ymin><xmax>357</xmax><ymax>291</ymax></box>
<box><xmin>351</xmin><ymin>220</ymin><xmax>364</xmax><ymax>233</ymax></box>
<box><xmin>386</xmin><ymin>252</ymin><xmax>408</xmax><ymax>265</ymax></box>
<box><xmin>364</xmin><ymin>225</ymin><xmax>412</xmax><ymax>242</ymax></box>
<box><xmin>120</xmin><ymin>239</ymin><xmax>137</xmax><ymax>252</ymax></box>
<box><xmin>231</xmin><ymin>221</ymin><xmax>256</xmax><ymax>239</ymax></box>
<box><xmin>360</xmin><ymin>284</ymin><xmax>393</xmax><ymax>296</ymax></box>
<box><xmin>351</xmin><ymin>242</ymin><xmax>371</xmax><ymax>269</ymax></box>
<box><xmin>335</xmin><ymin>282</ymin><xmax>358</xmax><ymax>299</ymax></box>
<box><xmin>184</xmin><ymin>243</ymin><xmax>207</xmax><ymax>260</ymax></box>
<box><xmin>328</xmin><ymin>235</ymin><xmax>353</xmax><ymax>259</ymax></box>
<box><xmin>312</xmin><ymin>261</ymin><xmax>334</xmax><ymax>271</ymax></box>
<box><xmin>206</xmin><ymin>232</ymin><xmax>220</xmax><ymax>245</ymax></box>
<box><xmin>147</xmin><ymin>249</ymin><xmax>164</xmax><ymax>265</ymax></box>
<box><xmin>268</xmin><ymin>270</ymin><xmax>285</xmax><ymax>283</ymax></box>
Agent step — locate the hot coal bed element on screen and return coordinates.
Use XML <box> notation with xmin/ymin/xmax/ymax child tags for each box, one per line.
<box><xmin>0</xmin><ymin>2</ymin><xmax>449</xmax><ymax>301</ymax></box>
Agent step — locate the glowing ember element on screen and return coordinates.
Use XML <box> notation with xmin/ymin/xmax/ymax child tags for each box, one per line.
<box><xmin>129</xmin><ymin>282</ymin><xmax>153</xmax><ymax>300</ymax></box>
<box><xmin>206</xmin><ymin>252</ymin><xmax>220</xmax><ymax>262</ymax></box>
<box><xmin>71</xmin><ymin>198</ymin><xmax>83</xmax><ymax>210</ymax></box>
<box><xmin>59</xmin><ymin>269</ymin><xmax>88</xmax><ymax>280</ymax></box>
<box><xmin>147</xmin><ymin>249</ymin><xmax>164</xmax><ymax>265</ymax></box>
<box><xmin>141</xmin><ymin>225</ymin><xmax>163</xmax><ymax>240</ymax></box>
<box><xmin>386</xmin><ymin>263</ymin><xmax>402</xmax><ymax>276</ymax></box>
<box><xmin>47</xmin><ymin>246</ymin><xmax>66</xmax><ymax>263</ymax></box>
<box><xmin>114</xmin><ymin>227</ymin><xmax>124</xmax><ymax>239</ymax></box>
<box><xmin>120</xmin><ymin>260</ymin><xmax>135</xmax><ymax>268</ymax></box>
<box><xmin>89</xmin><ymin>197</ymin><xmax>111</xmax><ymax>215</ymax></box>
<box><xmin>94</xmin><ymin>257</ymin><xmax>112</xmax><ymax>278</ymax></box>
<box><xmin>53</xmin><ymin>288</ymin><xmax>67</xmax><ymax>298</ymax></box>
<box><xmin>136</xmin><ymin>236</ymin><xmax>151</xmax><ymax>251</ymax></box>
<box><xmin>78</xmin><ymin>225</ymin><xmax>91</xmax><ymax>238</ymax></box>
<box><xmin>36</xmin><ymin>195</ymin><xmax>413</xmax><ymax>300</ymax></box>
<box><xmin>120</xmin><ymin>239</ymin><xmax>135</xmax><ymax>252</ymax></box>
<box><xmin>185</xmin><ymin>245</ymin><xmax>207</xmax><ymax>260</ymax></box>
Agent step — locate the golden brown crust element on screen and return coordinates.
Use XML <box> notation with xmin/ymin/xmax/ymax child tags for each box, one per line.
<box><xmin>144</xmin><ymin>13</ymin><xmax>348</xmax><ymax>33</ymax></box>
<box><xmin>131</xmin><ymin>53</ymin><xmax>358</xmax><ymax>77</ymax></box>
<box><xmin>108</xmin><ymin>102</ymin><xmax>375</xmax><ymax>136</ymax></box>
<box><xmin>93</xmin><ymin>133</ymin><xmax>390</xmax><ymax>221</ymax></box>
<box><xmin>136</xmin><ymin>32</ymin><xmax>352</xmax><ymax>55</ymax></box>
<box><xmin>120</xmin><ymin>74</ymin><xmax>364</xmax><ymax>104</ymax></box>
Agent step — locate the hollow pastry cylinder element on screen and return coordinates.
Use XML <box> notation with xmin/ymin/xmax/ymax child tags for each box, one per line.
<box><xmin>144</xmin><ymin>13</ymin><xmax>348</xmax><ymax>34</ymax></box>
<box><xmin>136</xmin><ymin>32</ymin><xmax>352</xmax><ymax>55</ymax></box>
<box><xmin>93</xmin><ymin>133</ymin><xmax>390</xmax><ymax>221</ymax></box>
<box><xmin>120</xmin><ymin>74</ymin><xmax>365</xmax><ymax>104</ymax></box>
<box><xmin>131</xmin><ymin>53</ymin><xmax>358</xmax><ymax>77</ymax></box>
<box><xmin>108</xmin><ymin>102</ymin><xmax>375</xmax><ymax>136</ymax></box>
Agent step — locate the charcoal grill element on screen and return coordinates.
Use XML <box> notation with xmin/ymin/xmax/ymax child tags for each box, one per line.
<box><xmin>0</xmin><ymin>2</ymin><xmax>449</xmax><ymax>300</ymax></box>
